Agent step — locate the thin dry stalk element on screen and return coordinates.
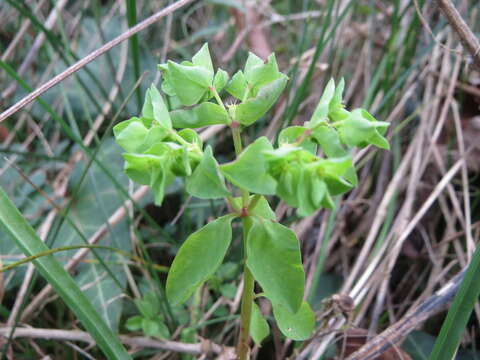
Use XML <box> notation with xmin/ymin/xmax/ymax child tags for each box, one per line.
<box><xmin>345</xmin><ymin>269</ymin><xmax>466</xmax><ymax>359</ymax></box>
<box><xmin>0</xmin><ymin>0</ymin><xmax>196</xmax><ymax>123</ymax></box>
<box><xmin>437</xmin><ymin>0</ymin><xmax>480</xmax><ymax>69</ymax></box>
<box><xmin>0</xmin><ymin>327</ymin><xmax>231</xmax><ymax>356</ymax></box>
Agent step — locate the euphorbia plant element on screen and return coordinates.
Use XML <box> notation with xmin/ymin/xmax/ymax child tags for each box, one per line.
<box><xmin>114</xmin><ymin>43</ymin><xmax>389</xmax><ymax>359</ymax></box>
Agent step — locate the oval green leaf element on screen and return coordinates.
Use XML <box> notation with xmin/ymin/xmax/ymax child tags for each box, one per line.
<box><xmin>220</xmin><ymin>137</ymin><xmax>277</xmax><ymax>195</ymax></box>
<box><xmin>186</xmin><ymin>146</ymin><xmax>230</xmax><ymax>199</ymax></box>
<box><xmin>166</xmin><ymin>214</ymin><xmax>236</xmax><ymax>305</ymax></box>
<box><xmin>272</xmin><ymin>301</ymin><xmax>315</xmax><ymax>341</ymax></box>
<box><xmin>246</xmin><ymin>218</ymin><xmax>304</xmax><ymax>313</ymax></box>
<box><xmin>235</xmin><ymin>76</ymin><xmax>288</xmax><ymax>126</ymax></box>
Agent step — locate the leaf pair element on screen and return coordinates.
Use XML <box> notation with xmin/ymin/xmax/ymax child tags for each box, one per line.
<box><xmin>306</xmin><ymin>78</ymin><xmax>390</xmax><ymax>150</ymax></box>
<box><xmin>165</xmin><ymin>196</ymin><xmax>275</xmax><ymax>307</ymax></box>
<box><xmin>265</xmin><ymin>145</ymin><xmax>342</xmax><ymax>216</ymax></box>
<box><xmin>114</xmin><ymin>86</ymin><xmax>204</xmax><ymax>204</ymax></box>
<box><xmin>226</xmin><ymin>53</ymin><xmax>288</xmax><ymax>126</ymax></box>
<box><xmin>158</xmin><ymin>44</ymin><xmax>231</xmax><ymax>128</ymax></box>
<box><xmin>166</xmin><ymin>197</ymin><xmax>315</xmax><ymax>342</ymax></box>
<box><xmin>219</xmin><ymin>136</ymin><xmax>353</xmax><ymax>216</ymax></box>
<box><xmin>159</xmin><ymin>43</ymin><xmax>215</xmax><ymax>106</ymax></box>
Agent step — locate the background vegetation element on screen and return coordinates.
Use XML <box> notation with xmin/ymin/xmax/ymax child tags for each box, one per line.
<box><xmin>0</xmin><ymin>0</ymin><xmax>479</xmax><ymax>359</ymax></box>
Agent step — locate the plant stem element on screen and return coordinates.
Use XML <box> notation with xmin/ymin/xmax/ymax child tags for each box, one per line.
<box><xmin>237</xmin><ymin>217</ymin><xmax>254</xmax><ymax>360</ymax></box>
<box><xmin>228</xmin><ymin>105</ymin><xmax>253</xmax><ymax>359</ymax></box>
<box><xmin>231</xmin><ymin>124</ymin><xmax>250</xmax><ymax>206</ymax></box>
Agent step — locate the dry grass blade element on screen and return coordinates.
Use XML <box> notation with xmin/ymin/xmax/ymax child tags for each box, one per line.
<box><xmin>0</xmin><ymin>0</ymin><xmax>196</xmax><ymax>123</ymax></box>
<box><xmin>345</xmin><ymin>270</ymin><xmax>465</xmax><ymax>359</ymax></box>
<box><xmin>436</xmin><ymin>0</ymin><xmax>480</xmax><ymax>69</ymax></box>
<box><xmin>0</xmin><ymin>327</ymin><xmax>232</xmax><ymax>356</ymax></box>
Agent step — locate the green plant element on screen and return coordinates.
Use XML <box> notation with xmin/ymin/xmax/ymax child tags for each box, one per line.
<box><xmin>113</xmin><ymin>43</ymin><xmax>389</xmax><ymax>359</ymax></box>
<box><xmin>126</xmin><ymin>292</ymin><xmax>170</xmax><ymax>339</ymax></box>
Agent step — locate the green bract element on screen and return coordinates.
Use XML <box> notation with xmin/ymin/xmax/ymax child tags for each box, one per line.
<box><xmin>226</xmin><ymin>53</ymin><xmax>288</xmax><ymax>125</ymax></box>
<box><xmin>113</xmin><ymin>43</ymin><xmax>390</xmax><ymax>353</ymax></box>
<box><xmin>220</xmin><ymin>137</ymin><xmax>276</xmax><ymax>195</ymax></box>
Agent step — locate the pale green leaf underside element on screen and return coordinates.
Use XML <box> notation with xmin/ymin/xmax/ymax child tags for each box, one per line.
<box><xmin>246</xmin><ymin>218</ymin><xmax>304</xmax><ymax>313</ymax></box>
<box><xmin>166</xmin><ymin>214</ymin><xmax>236</xmax><ymax>305</ymax></box>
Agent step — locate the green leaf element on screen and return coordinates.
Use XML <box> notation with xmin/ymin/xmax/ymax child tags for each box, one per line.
<box><xmin>264</xmin><ymin>146</ymin><xmax>335</xmax><ymax>215</ymax></box>
<box><xmin>114</xmin><ymin>117</ymin><xmax>149</xmax><ymax>153</ymax></box>
<box><xmin>0</xmin><ymin>187</ymin><xmax>131</xmax><ymax>360</ymax></box>
<box><xmin>232</xmin><ymin>195</ymin><xmax>276</xmax><ymax>220</ymax></box>
<box><xmin>126</xmin><ymin>316</ymin><xmax>143</xmax><ymax>331</ymax></box>
<box><xmin>368</xmin><ymin>130</ymin><xmax>390</xmax><ymax>149</ymax></box>
<box><xmin>310</xmin><ymin>125</ymin><xmax>346</xmax><ymax>157</ymax></box>
<box><xmin>122</xmin><ymin>152</ymin><xmax>164</xmax><ymax>185</ymax></box>
<box><xmin>317</xmin><ymin>156</ymin><xmax>353</xmax><ymax>177</ymax></box>
<box><xmin>234</xmin><ymin>76</ymin><xmax>288</xmax><ymax>125</ymax></box>
<box><xmin>191</xmin><ymin>43</ymin><xmax>214</xmax><ymax>75</ymax></box>
<box><xmin>166</xmin><ymin>215</ymin><xmax>236</xmax><ymax>305</ymax></box>
<box><xmin>328</xmin><ymin>79</ymin><xmax>349</xmax><ymax>120</ymax></box>
<box><xmin>142</xmin><ymin>318</ymin><xmax>170</xmax><ymax>339</ymax></box>
<box><xmin>244</xmin><ymin>52</ymin><xmax>265</xmax><ymax>79</ymax></box>
<box><xmin>178</xmin><ymin>128</ymin><xmax>203</xmax><ymax>148</ymax></box>
<box><xmin>135</xmin><ymin>295</ymin><xmax>158</xmax><ymax>318</ymax></box>
<box><xmin>429</xmin><ymin>246</ymin><xmax>480</xmax><ymax>360</ymax></box>
<box><xmin>214</xmin><ymin>68</ymin><xmax>229</xmax><ymax>93</ymax></box>
<box><xmin>336</xmin><ymin>109</ymin><xmax>389</xmax><ymax>149</ymax></box>
<box><xmin>250</xmin><ymin>302</ymin><xmax>270</xmax><ymax>345</ymax></box>
<box><xmin>160</xmin><ymin>73</ymin><xmax>176</xmax><ymax>96</ymax></box>
<box><xmin>186</xmin><ymin>146</ymin><xmax>230</xmax><ymax>199</ymax></box>
<box><xmin>225</xmin><ymin>70</ymin><xmax>247</xmax><ymax>100</ymax></box>
<box><xmin>114</xmin><ymin>117</ymin><xmax>169</xmax><ymax>153</ymax></box>
<box><xmin>163</xmin><ymin>61</ymin><xmax>212</xmax><ymax>106</ymax></box>
<box><xmin>272</xmin><ymin>301</ymin><xmax>315</xmax><ymax>340</ymax></box>
<box><xmin>170</xmin><ymin>102</ymin><xmax>229</xmax><ymax>128</ymax></box>
<box><xmin>245</xmin><ymin>53</ymin><xmax>282</xmax><ymax>94</ymax></box>
<box><xmin>123</xmin><ymin>152</ymin><xmax>173</xmax><ymax>205</ymax></box>
<box><xmin>278</xmin><ymin>126</ymin><xmax>317</xmax><ymax>154</ymax></box>
<box><xmin>309</xmin><ymin>78</ymin><xmax>335</xmax><ymax>126</ymax></box>
<box><xmin>275</xmin><ymin>164</ymin><xmax>302</xmax><ymax>208</ymax></box>
<box><xmin>296</xmin><ymin>169</ymin><xmax>330</xmax><ymax>216</ymax></box>
<box><xmin>330</xmin><ymin>78</ymin><xmax>344</xmax><ymax>110</ymax></box>
<box><xmin>246</xmin><ymin>218</ymin><xmax>304</xmax><ymax>312</ymax></box>
<box><xmin>142</xmin><ymin>85</ymin><xmax>172</xmax><ymax>130</ymax></box>
<box><xmin>220</xmin><ymin>137</ymin><xmax>277</xmax><ymax>195</ymax></box>
<box><xmin>220</xmin><ymin>283</ymin><xmax>237</xmax><ymax>299</ymax></box>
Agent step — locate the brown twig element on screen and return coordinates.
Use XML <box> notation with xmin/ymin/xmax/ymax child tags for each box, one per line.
<box><xmin>0</xmin><ymin>0</ymin><xmax>196</xmax><ymax>123</ymax></box>
<box><xmin>345</xmin><ymin>269</ymin><xmax>465</xmax><ymax>359</ymax></box>
<box><xmin>0</xmin><ymin>327</ymin><xmax>232</xmax><ymax>356</ymax></box>
<box><xmin>436</xmin><ymin>0</ymin><xmax>480</xmax><ymax>69</ymax></box>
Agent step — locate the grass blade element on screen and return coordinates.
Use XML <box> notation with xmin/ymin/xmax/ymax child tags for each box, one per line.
<box><xmin>429</xmin><ymin>245</ymin><xmax>480</xmax><ymax>360</ymax></box>
<box><xmin>126</xmin><ymin>0</ymin><xmax>142</xmax><ymax>110</ymax></box>
<box><xmin>0</xmin><ymin>187</ymin><xmax>131</xmax><ymax>360</ymax></box>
